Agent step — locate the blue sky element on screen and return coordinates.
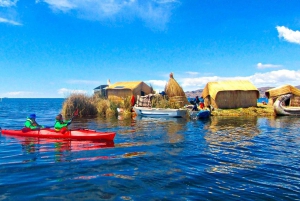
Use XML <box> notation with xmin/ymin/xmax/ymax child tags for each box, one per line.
<box><xmin>1</xmin><ymin>0</ymin><xmax>300</xmax><ymax>98</ymax></box>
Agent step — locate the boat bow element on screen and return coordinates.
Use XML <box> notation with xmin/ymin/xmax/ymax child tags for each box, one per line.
<box><xmin>274</xmin><ymin>93</ymin><xmax>300</xmax><ymax>116</ymax></box>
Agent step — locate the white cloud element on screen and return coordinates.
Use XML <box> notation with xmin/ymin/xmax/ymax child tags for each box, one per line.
<box><xmin>276</xmin><ymin>26</ymin><xmax>300</xmax><ymax>44</ymax></box>
<box><xmin>257</xmin><ymin>62</ymin><xmax>282</xmax><ymax>69</ymax></box>
<box><xmin>145</xmin><ymin>79</ymin><xmax>167</xmax><ymax>92</ymax></box>
<box><xmin>0</xmin><ymin>1</ymin><xmax>21</xmax><ymax>26</ymax></box>
<box><xmin>249</xmin><ymin>69</ymin><xmax>300</xmax><ymax>87</ymax></box>
<box><xmin>148</xmin><ymin>69</ymin><xmax>300</xmax><ymax>92</ymax></box>
<box><xmin>41</xmin><ymin>0</ymin><xmax>76</xmax><ymax>12</ymax></box>
<box><xmin>155</xmin><ymin>0</ymin><xmax>178</xmax><ymax>3</ymax></box>
<box><xmin>0</xmin><ymin>17</ymin><xmax>21</xmax><ymax>25</ymax></box>
<box><xmin>66</xmin><ymin>79</ymin><xmax>100</xmax><ymax>85</ymax></box>
<box><xmin>136</xmin><ymin>2</ymin><xmax>172</xmax><ymax>30</ymax></box>
<box><xmin>3</xmin><ymin>91</ymin><xmax>34</xmax><ymax>97</ymax></box>
<box><xmin>58</xmin><ymin>88</ymin><xmax>87</xmax><ymax>95</ymax></box>
<box><xmin>37</xmin><ymin>0</ymin><xmax>179</xmax><ymax>29</ymax></box>
<box><xmin>7</xmin><ymin>91</ymin><xmax>23</xmax><ymax>96</ymax></box>
<box><xmin>3</xmin><ymin>70</ymin><xmax>299</xmax><ymax>98</ymax></box>
<box><xmin>146</xmin><ymin>79</ymin><xmax>167</xmax><ymax>87</ymax></box>
<box><xmin>185</xmin><ymin>71</ymin><xmax>199</xmax><ymax>76</ymax></box>
<box><xmin>0</xmin><ymin>0</ymin><xmax>18</xmax><ymax>7</ymax></box>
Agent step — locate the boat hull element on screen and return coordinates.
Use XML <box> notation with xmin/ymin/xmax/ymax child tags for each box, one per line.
<box><xmin>190</xmin><ymin>109</ymin><xmax>211</xmax><ymax>119</ymax></box>
<box><xmin>12</xmin><ymin>136</ymin><xmax>115</xmax><ymax>151</ymax></box>
<box><xmin>274</xmin><ymin>94</ymin><xmax>300</xmax><ymax>116</ymax></box>
<box><xmin>133</xmin><ymin>106</ymin><xmax>187</xmax><ymax>118</ymax></box>
<box><xmin>1</xmin><ymin>128</ymin><xmax>116</xmax><ymax>141</ymax></box>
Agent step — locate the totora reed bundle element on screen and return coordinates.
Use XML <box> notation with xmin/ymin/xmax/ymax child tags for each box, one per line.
<box><xmin>164</xmin><ymin>73</ymin><xmax>189</xmax><ymax>107</ymax></box>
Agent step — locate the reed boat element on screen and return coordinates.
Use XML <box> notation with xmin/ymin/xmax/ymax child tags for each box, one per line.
<box><xmin>274</xmin><ymin>93</ymin><xmax>300</xmax><ymax>116</ymax></box>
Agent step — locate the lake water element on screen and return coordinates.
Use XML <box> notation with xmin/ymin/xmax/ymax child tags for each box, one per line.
<box><xmin>0</xmin><ymin>98</ymin><xmax>299</xmax><ymax>200</ymax></box>
<box><xmin>257</xmin><ymin>97</ymin><xmax>268</xmax><ymax>103</ymax></box>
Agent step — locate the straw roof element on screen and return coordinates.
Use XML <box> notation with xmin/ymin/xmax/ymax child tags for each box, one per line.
<box><xmin>164</xmin><ymin>73</ymin><xmax>186</xmax><ymax>97</ymax></box>
<box><xmin>265</xmin><ymin>84</ymin><xmax>300</xmax><ymax>98</ymax></box>
<box><xmin>106</xmin><ymin>81</ymin><xmax>145</xmax><ymax>90</ymax></box>
<box><xmin>202</xmin><ymin>80</ymin><xmax>259</xmax><ymax>100</ymax></box>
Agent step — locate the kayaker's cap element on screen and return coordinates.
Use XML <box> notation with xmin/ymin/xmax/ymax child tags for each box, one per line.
<box><xmin>56</xmin><ymin>114</ymin><xmax>62</xmax><ymax>120</ymax></box>
<box><xmin>29</xmin><ymin>114</ymin><xmax>36</xmax><ymax>119</ymax></box>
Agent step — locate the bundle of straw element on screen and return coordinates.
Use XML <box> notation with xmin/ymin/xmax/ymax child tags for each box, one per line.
<box><xmin>165</xmin><ymin>73</ymin><xmax>189</xmax><ymax>107</ymax></box>
<box><xmin>165</xmin><ymin>73</ymin><xmax>186</xmax><ymax>97</ymax></box>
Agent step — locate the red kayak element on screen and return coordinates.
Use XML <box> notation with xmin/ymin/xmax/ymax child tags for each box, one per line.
<box><xmin>1</xmin><ymin>128</ymin><xmax>116</xmax><ymax>141</ymax></box>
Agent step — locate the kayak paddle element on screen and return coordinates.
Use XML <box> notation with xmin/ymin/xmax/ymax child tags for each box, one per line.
<box><xmin>71</xmin><ymin>109</ymin><xmax>79</xmax><ymax>120</ymax></box>
<box><xmin>68</xmin><ymin>109</ymin><xmax>79</xmax><ymax>126</ymax></box>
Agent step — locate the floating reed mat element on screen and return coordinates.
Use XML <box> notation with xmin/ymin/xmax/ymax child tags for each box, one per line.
<box><xmin>211</xmin><ymin>104</ymin><xmax>275</xmax><ymax>116</ymax></box>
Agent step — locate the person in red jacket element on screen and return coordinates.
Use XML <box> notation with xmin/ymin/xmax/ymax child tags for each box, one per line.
<box><xmin>131</xmin><ymin>95</ymin><xmax>135</xmax><ymax>107</ymax></box>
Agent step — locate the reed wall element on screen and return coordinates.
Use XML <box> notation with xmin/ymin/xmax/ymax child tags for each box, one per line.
<box><xmin>205</xmin><ymin>91</ymin><xmax>258</xmax><ymax>109</ymax></box>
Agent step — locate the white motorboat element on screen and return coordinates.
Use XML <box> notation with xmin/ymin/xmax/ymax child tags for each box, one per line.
<box><xmin>133</xmin><ymin>106</ymin><xmax>187</xmax><ymax>118</ymax></box>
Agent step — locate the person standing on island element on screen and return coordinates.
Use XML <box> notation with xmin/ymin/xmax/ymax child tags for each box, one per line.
<box><xmin>194</xmin><ymin>96</ymin><xmax>200</xmax><ymax>106</ymax></box>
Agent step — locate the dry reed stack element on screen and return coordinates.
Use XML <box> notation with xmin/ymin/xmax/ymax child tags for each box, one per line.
<box><xmin>164</xmin><ymin>73</ymin><xmax>189</xmax><ymax>107</ymax></box>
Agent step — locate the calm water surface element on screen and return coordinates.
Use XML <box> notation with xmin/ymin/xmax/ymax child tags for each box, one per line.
<box><xmin>0</xmin><ymin>98</ymin><xmax>299</xmax><ymax>200</ymax></box>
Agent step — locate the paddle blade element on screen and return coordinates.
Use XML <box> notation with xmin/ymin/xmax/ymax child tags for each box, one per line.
<box><xmin>73</xmin><ymin>109</ymin><xmax>79</xmax><ymax>117</ymax></box>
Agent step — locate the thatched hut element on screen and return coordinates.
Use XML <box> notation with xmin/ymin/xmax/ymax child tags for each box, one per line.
<box><xmin>201</xmin><ymin>80</ymin><xmax>259</xmax><ymax>109</ymax></box>
<box><xmin>106</xmin><ymin>81</ymin><xmax>153</xmax><ymax>103</ymax></box>
<box><xmin>93</xmin><ymin>84</ymin><xmax>108</xmax><ymax>97</ymax></box>
<box><xmin>265</xmin><ymin>85</ymin><xmax>300</xmax><ymax>106</ymax></box>
<box><xmin>164</xmin><ymin>73</ymin><xmax>189</xmax><ymax>107</ymax></box>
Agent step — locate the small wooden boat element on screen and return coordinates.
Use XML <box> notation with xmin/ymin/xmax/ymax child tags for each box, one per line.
<box><xmin>274</xmin><ymin>93</ymin><xmax>300</xmax><ymax>116</ymax></box>
<box><xmin>0</xmin><ymin>128</ymin><xmax>116</xmax><ymax>141</ymax></box>
<box><xmin>133</xmin><ymin>106</ymin><xmax>187</xmax><ymax>118</ymax></box>
<box><xmin>189</xmin><ymin>109</ymin><xmax>211</xmax><ymax>119</ymax></box>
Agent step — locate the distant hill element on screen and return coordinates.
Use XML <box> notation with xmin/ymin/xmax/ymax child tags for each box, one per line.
<box><xmin>257</xmin><ymin>87</ymin><xmax>273</xmax><ymax>97</ymax></box>
<box><xmin>185</xmin><ymin>89</ymin><xmax>203</xmax><ymax>98</ymax></box>
<box><xmin>185</xmin><ymin>85</ymin><xmax>300</xmax><ymax>98</ymax></box>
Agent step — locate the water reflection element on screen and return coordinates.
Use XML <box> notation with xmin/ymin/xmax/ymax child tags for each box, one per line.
<box><xmin>134</xmin><ymin>116</ymin><xmax>185</xmax><ymax>144</ymax></box>
<box><xmin>20</xmin><ymin>138</ymin><xmax>114</xmax><ymax>152</ymax></box>
<box><xmin>269</xmin><ymin>116</ymin><xmax>300</xmax><ymax>128</ymax></box>
<box><xmin>205</xmin><ymin>116</ymin><xmax>261</xmax><ymax>144</ymax></box>
<box><xmin>203</xmin><ymin>116</ymin><xmax>262</xmax><ymax>174</ymax></box>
